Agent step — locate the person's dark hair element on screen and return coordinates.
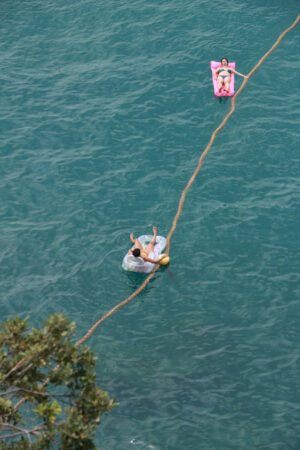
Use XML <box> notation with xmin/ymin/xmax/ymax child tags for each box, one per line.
<box><xmin>221</xmin><ymin>57</ymin><xmax>229</xmax><ymax>64</ymax></box>
<box><xmin>132</xmin><ymin>248</ymin><xmax>141</xmax><ymax>257</ymax></box>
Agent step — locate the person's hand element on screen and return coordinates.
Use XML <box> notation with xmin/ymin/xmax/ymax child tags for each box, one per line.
<box><xmin>158</xmin><ymin>254</ymin><xmax>167</xmax><ymax>262</ymax></box>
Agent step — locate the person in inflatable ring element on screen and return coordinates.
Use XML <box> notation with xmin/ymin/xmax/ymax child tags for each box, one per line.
<box><xmin>213</xmin><ymin>57</ymin><xmax>248</xmax><ymax>93</ymax></box>
<box><xmin>128</xmin><ymin>226</ymin><xmax>166</xmax><ymax>264</ymax></box>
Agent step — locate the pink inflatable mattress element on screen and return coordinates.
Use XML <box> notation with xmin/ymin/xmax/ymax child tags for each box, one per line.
<box><xmin>210</xmin><ymin>61</ymin><xmax>235</xmax><ymax>97</ymax></box>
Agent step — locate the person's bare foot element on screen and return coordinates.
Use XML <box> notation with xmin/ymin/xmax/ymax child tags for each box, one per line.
<box><xmin>130</xmin><ymin>233</ymin><xmax>135</xmax><ymax>243</ymax></box>
<box><xmin>148</xmin><ymin>226</ymin><xmax>157</xmax><ymax>246</ymax></box>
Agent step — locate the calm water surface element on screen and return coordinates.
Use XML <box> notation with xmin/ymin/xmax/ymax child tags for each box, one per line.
<box><xmin>1</xmin><ymin>1</ymin><xmax>299</xmax><ymax>448</ymax></box>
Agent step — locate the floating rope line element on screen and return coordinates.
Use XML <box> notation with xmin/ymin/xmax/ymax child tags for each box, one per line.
<box><xmin>75</xmin><ymin>13</ymin><xmax>299</xmax><ymax>347</ymax></box>
<box><xmin>12</xmin><ymin>15</ymin><xmax>300</xmax><ymax>411</ymax></box>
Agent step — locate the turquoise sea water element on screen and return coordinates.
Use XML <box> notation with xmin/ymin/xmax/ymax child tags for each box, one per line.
<box><xmin>1</xmin><ymin>1</ymin><xmax>299</xmax><ymax>448</ymax></box>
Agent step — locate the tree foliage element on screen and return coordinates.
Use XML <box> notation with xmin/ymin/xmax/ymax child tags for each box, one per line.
<box><xmin>0</xmin><ymin>314</ymin><xmax>117</xmax><ymax>449</ymax></box>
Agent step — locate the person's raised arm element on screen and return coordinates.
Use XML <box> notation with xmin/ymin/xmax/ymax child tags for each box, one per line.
<box><xmin>143</xmin><ymin>255</ymin><xmax>165</xmax><ymax>265</ymax></box>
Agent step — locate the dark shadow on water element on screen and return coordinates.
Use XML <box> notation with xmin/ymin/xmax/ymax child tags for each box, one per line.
<box><xmin>165</xmin><ymin>267</ymin><xmax>190</xmax><ymax>301</ymax></box>
<box><xmin>122</xmin><ymin>270</ymin><xmax>157</xmax><ymax>297</ymax></box>
<box><xmin>122</xmin><ymin>265</ymin><xmax>189</xmax><ymax>301</ymax></box>
<box><xmin>216</xmin><ymin>96</ymin><xmax>230</xmax><ymax>104</ymax></box>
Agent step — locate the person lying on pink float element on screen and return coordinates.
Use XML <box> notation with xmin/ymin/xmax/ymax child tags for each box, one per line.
<box><xmin>211</xmin><ymin>58</ymin><xmax>248</xmax><ymax>96</ymax></box>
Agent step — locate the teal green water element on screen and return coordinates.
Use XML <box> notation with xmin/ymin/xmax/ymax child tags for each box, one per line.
<box><xmin>1</xmin><ymin>1</ymin><xmax>300</xmax><ymax>448</ymax></box>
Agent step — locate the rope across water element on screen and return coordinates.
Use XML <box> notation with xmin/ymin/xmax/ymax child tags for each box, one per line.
<box><xmin>76</xmin><ymin>13</ymin><xmax>300</xmax><ymax>348</ymax></box>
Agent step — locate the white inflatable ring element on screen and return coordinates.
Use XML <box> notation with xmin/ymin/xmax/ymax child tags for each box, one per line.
<box><xmin>122</xmin><ymin>235</ymin><xmax>167</xmax><ymax>273</ymax></box>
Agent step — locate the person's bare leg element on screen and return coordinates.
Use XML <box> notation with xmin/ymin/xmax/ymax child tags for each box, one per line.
<box><xmin>217</xmin><ymin>77</ymin><xmax>223</xmax><ymax>93</ymax></box>
<box><xmin>146</xmin><ymin>226</ymin><xmax>157</xmax><ymax>253</ymax></box>
<box><xmin>224</xmin><ymin>77</ymin><xmax>230</xmax><ymax>92</ymax></box>
<box><xmin>130</xmin><ymin>233</ymin><xmax>143</xmax><ymax>250</ymax></box>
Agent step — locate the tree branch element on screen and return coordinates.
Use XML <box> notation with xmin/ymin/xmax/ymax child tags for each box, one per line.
<box><xmin>15</xmin><ymin>387</ymin><xmax>71</xmax><ymax>398</ymax></box>
<box><xmin>17</xmin><ymin>362</ymin><xmax>33</xmax><ymax>378</ymax></box>
<box><xmin>0</xmin><ymin>422</ymin><xmax>44</xmax><ymax>446</ymax></box>
<box><xmin>3</xmin><ymin>357</ymin><xmax>26</xmax><ymax>380</ymax></box>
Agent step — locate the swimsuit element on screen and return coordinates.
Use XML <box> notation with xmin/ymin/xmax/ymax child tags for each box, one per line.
<box><xmin>219</xmin><ymin>68</ymin><xmax>232</xmax><ymax>73</ymax></box>
<box><xmin>141</xmin><ymin>249</ymin><xmax>155</xmax><ymax>260</ymax></box>
<box><xmin>219</xmin><ymin>68</ymin><xmax>231</xmax><ymax>79</ymax></box>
